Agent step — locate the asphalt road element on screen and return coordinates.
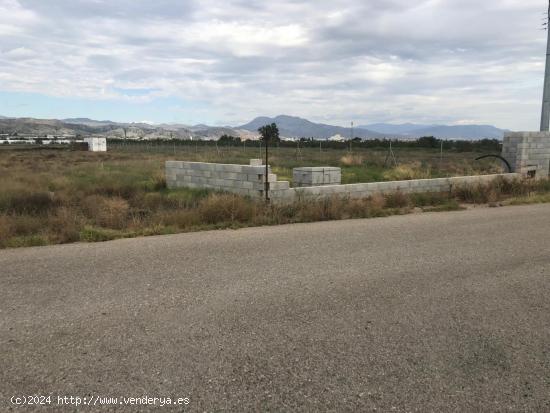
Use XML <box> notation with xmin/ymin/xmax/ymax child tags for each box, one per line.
<box><xmin>1</xmin><ymin>204</ymin><xmax>550</xmax><ymax>412</ymax></box>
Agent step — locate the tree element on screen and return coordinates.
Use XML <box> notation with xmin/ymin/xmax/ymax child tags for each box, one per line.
<box><xmin>417</xmin><ymin>136</ymin><xmax>439</xmax><ymax>148</ymax></box>
<box><xmin>218</xmin><ymin>134</ymin><xmax>241</xmax><ymax>144</ymax></box>
<box><xmin>258</xmin><ymin>123</ymin><xmax>280</xmax><ymax>143</ymax></box>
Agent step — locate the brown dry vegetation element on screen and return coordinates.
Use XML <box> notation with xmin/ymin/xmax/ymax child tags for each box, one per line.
<box><xmin>0</xmin><ymin>148</ymin><xmax>549</xmax><ymax>249</ymax></box>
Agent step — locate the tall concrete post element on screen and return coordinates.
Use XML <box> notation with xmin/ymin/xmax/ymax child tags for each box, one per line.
<box><xmin>541</xmin><ymin>1</ymin><xmax>550</xmax><ymax>131</ymax></box>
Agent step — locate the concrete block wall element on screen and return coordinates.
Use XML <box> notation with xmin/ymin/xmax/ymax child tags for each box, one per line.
<box><xmin>502</xmin><ymin>132</ymin><xmax>550</xmax><ymax>178</ymax></box>
<box><xmin>293</xmin><ymin>167</ymin><xmax>341</xmax><ymax>187</ymax></box>
<box><xmin>271</xmin><ymin>173</ymin><xmax>521</xmax><ymax>203</ymax></box>
<box><xmin>166</xmin><ymin>160</ymin><xmax>289</xmax><ymax>198</ymax></box>
<box><xmin>166</xmin><ymin>160</ymin><xmax>520</xmax><ymax>204</ymax></box>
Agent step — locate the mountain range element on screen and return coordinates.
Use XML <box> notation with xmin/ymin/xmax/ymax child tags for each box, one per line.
<box><xmin>360</xmin><ymin>123</ymin><xmax>506</xmax><ymax>139</ymax></box>
<box><xmin>239</xmin><ymin>116</ymin><xmax>506</xmax><ymax>139</ymax></box>
<box><xmin>0</xmin><ymin>115</ymin><xmax>507</xmax><ymax>140</ymax></box>
<box><xmin>238</xmin><ymin>115</ymin><xmax>384</xmax><ymax>139</ymax></box>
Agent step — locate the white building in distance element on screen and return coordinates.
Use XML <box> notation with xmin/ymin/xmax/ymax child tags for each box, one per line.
<box><xmin>328</xmin><ymin>134</ymin><xmax>346</xmax><ymax>142</ymax></box>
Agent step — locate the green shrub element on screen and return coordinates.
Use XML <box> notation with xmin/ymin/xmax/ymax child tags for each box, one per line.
<box><xmin>0</xmin><ymin>192</ymin><xmax>58</xmax><ymax>215</ymax></box>
<box><xmin>6</xmin><ymin>235</ymin><xmax>48</xmax><ymax>248</ymax></box>
<box><xmin>411</xmin><ymin>192</ymin><xmax>450</xmax><ymax>207</ymax></box>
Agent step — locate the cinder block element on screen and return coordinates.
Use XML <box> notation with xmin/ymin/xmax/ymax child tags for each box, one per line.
<box><xmin>293</xmin><ymin>167</ymin><xmax>342</xmax><ymax>187</ymax></box>
<box><xmin>247</xmin><ymin>174</ymin><xmax>264</xmax><ymax>182</ymax></box>
<box><xmin>214</xmin><ymin>164</ymin><xmax>244</xmax><ymax>173</ymax></box>
<box><xmin>223</xmin><ymin>172</ymin><xmax>241</xmax><ymax>180</ymax></box>
<box><xmin>192</xmin><ymin>177</ymin><xmax>209</xmax><ymax>185</ymax></box>
<box><xmin>258</xmin><ymin>173</ymin><xmax>277</xmax><ymax>183</ymax></box>
<box><xmin>346</xmin><ymin>184</ymin><xmax>365</xmax><ymax>192</ymax></box>
<box><xmin>243</xmin><ymin>165</ymin><xmax>271</xmax><ymax>174</ymax></box>
<box><xmin>270</xmin><ymin>181</ymin><xmax>290</xmax><ymax>190</ymax></box>
<box><xmin>300</xmin><ymin>186</ymin><xmax>322</xmax><ymax>196</ymax></box>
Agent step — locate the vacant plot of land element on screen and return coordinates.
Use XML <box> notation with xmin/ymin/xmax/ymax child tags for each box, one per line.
<box><xmin>107</xmin><ymin>141</ymin><xmax>506</xmax><ymax>183</ymax></box>
<box><xmin>0</xmin><ymin>147</ymin><xmax>548</xmax><ymax>249</ymax></box>
<box><xmin>1</xmin><ymin>205</ymin><xmax>550</xmax><ymax>411</ymax></box>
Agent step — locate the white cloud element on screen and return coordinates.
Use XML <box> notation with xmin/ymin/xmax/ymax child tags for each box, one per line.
<box><xmin>0</xmin><ymin>0</ymin><xmax>547</xmax><ymax>129</ymax></box>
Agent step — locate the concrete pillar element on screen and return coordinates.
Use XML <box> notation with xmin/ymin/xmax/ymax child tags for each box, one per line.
<box><xmin>502</xmin><ymin>132</ymin><xmax>550</xmax><ymax>178</ymax></box>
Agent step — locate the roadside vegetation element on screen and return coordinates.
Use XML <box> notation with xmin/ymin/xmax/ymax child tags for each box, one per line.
<box><xmin>1</xmin><ymin>147</ymin><xmax>549</xmax><ymax>249</ymax></box>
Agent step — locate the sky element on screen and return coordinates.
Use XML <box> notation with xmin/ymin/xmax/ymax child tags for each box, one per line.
<box><xmin>0</xmin><ymin>0</ymin><xmax>547</xmax><ymax>130</ymax></box>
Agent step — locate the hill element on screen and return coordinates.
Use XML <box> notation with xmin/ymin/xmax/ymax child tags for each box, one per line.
<box><xmin>361</xmin><ymin>123</ymin><xmax>506</xmax><ymax>139</ymax></box>
<box><xmin>0</xmin><ymin>115</ymin><xmax>506</xmax><ymax>141</ymax></box>
<box><xmin>239</xmin><ymin>115</ymin><xmax>384</xmax><ymax>139</ymax></box>
<box><xmin>0</xmin><ymin>117</ymin><xmax>241</xmax><ymax>140</ymax></box>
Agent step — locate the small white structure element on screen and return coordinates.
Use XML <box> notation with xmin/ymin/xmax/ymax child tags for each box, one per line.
<box><xmin>328</xmin><ymin>134</ymin><xmax>346</xmax><ymax>142</ymax></box>
<box><xmin>84</xmin><ymin>137</ymin><xmax>107</xmax><ymax>152</ymax></box>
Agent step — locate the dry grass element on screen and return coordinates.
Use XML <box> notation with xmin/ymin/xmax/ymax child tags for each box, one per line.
<box><xmin>81</xmin><ymin>196</ymin><xmax>129</xmax><ymax>229</ymax></box>
<box><xmin>0</xmin><ymin>149</ymin><xmax>548</xmax><ymax>249</ymax></box>
<box><xmin>198</xmin><ymin>194</ymin><xmax>257</xmax><ymax>225</ymax></box>
<box><xmin>383</xmin><ymin>163</ymin><xmax>432</xmax><ymax>181</ymax></box>
<box><xmin>340</xmin><ymin>154</ymin><xmax>364</xmax><ymax>166</ymax></box>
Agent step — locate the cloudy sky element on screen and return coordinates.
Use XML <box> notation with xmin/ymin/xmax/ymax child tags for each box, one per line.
<box><xmin>0</xmin><ymin>0</ymin><xmax>547</xmax><ymax>129</ymax></box>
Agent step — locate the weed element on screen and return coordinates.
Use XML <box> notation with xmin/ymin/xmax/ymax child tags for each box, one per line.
<box><xmin>0</xmin><ymin>192</ymin><xmax>57</xmax><ymax>215</ymax></box>
<box><xmin>383</xmin><ymin>163</ymin><xmax>432</xmax><ymax>181</ymax></box>
<box><xmin>340</xmin><ymin>154</ymin><xmax>364</xmax><ymax>166</ymax></box>
<box><xmin>0</xmin><ymin>149</ymin><xmax>549</xmax><ymax>249</ymax></box>
<box><xmin>198</xmin><ymin>194</ymin><xmax>256</xmax><ymax>224</ymax></box>
<box><xmin>385</xmin><ymin>191</ymin><xmax>410</xmax><ymax>208</ymax></box>
<box><xmin>79</xmin><ymin>226</ymin><xmax>120</xmax><ymax>242</ymax></box>
<box><xmin>157</xmin><ymin>209</ymin><xmax>202</xmax><ymax>229</ymax></box>
<box><xmin>6</xmin><ymin>235</ymin><xmax>48</xmax><ymax>248</ymax></box>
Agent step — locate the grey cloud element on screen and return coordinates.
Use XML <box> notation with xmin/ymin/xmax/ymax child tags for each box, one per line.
<box><xmin>18</xmin><ymin>0</ymin><xmax>197</xmax><ymax>20</ymax></box>
<box><xmin>0</xmin><ymin>0</ymin><xmax>547</xmax><ymax>129</ymax></box>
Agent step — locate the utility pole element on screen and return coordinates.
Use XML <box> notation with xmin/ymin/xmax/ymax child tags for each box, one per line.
<box><xmin>258</xmin><ymin>123</ymin><xmax>278</xmax><ymax>202</ymax></box>
<box><xmin>265</xmin><ymin>135</ymin><xmax>269</xmax><ymax>202</ymax></box>
<box><xmin>349</xmin><ymin>121</ymin><xmax>354</xmax><ymax>152</ymax></box>
<box><xmin>541</xmin><ymin>0</ymin><xmax>550</xmax><ymax>131</ymax></box>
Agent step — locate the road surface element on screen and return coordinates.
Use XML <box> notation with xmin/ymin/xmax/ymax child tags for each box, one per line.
<box><xmin>1</xmin><ymin>204</ymin><xmax>550</xmax><ymax>412</ymax></box>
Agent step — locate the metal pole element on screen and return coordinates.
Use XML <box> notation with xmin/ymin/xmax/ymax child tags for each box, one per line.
<box><xmin>541</xmin><ymin>1</ymin><xmax>550</xmax><ymax>131</ymax></box>
<box><xmin>265</xmin><ymin>136</ymin><xmax>270</xmax><ymax>202</ymax></box>
<box><xmin>350</xmin><ymin>121</ymin><xmax>354</xmax><ymax>153</ymax></box>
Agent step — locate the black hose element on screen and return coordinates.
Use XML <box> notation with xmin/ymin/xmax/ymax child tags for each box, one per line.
<box><xmin>475</xmin><ymin>154</ymin><xmax>512</xmax><ymax>173</ymax></box>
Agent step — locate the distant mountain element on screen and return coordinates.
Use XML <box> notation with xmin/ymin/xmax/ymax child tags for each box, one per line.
<box><xmin>360</xmin><ymin>123</ymin><xmax>434</xmax><ymax>135</ymax></box>
<box><xmin>63</xmin><ymin>118</ymin><xmax>118</xmax><ymax>127</ymax></box>
<box><xmin>412</xmin><ymin>125</ymin><xmax>505</xmax><ymax>139</ymax></box>
<box><xmin>361</xmin><ymin>123</ymin><xmax>506</xmax><ymax>139</ymax></box>
<box><xmin>0</xmin><ymin>116</ymin><xmax>254</xmax><ymax>140</ymax></box>
<box><xmin>238</xmin><ymin>115</ymin><xmax>384</xmax><ymax>139</ymax></box>
<box><xmin>0</xmin><ymin>117</ymin><xmax>95</xmax><ymax>135</ymax></box>
<box><xmin>0</xmin><ymin>115</ymin><xmax>507</xmax><ymax>141</ymax></box>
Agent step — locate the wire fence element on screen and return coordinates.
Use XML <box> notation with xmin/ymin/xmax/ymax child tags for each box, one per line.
<box><xmin>107</xmin><ymin>140</ymin><xmax>501</xmax><ymax>164</ymax></box>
